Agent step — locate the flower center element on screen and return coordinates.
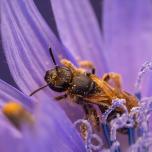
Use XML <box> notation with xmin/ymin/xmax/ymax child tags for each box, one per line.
<box><xmin>2</xmin><ymin>101</ymin><xmax>34</xmax><ymax>129</ymax></box>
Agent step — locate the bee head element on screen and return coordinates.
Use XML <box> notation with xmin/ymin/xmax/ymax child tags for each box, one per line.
<box><xmin>45</xmin><ymin>66</ymin><xmax>72</xmax><ymax>92</ymax></box>
<box><xmin>29</xmin><ymin>48</ymin><xmax>73</xmax><ymax>96</ymax></box>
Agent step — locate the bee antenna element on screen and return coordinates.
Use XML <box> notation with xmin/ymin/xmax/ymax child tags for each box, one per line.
<box><xmin>29</xmin><ymin>84</ymin><xmax>49</xmax><ymax>96</ymax></box>
<box><xmin>49</xmin><ymin>47</ymin><xmax>59</xmax><ymax>73</ymax></box>
<box><xmin>49</xmin><ymin>47</ymin><xmax>57</xmax><ymax>66</ymax></box>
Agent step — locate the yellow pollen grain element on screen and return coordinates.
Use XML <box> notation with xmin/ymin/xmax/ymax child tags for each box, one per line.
<box><xmin>2</xmin><ymin>102</ymin><xmax>23</xmax><ymax>116</ymax></box>
<box><xmin>2</xmin><ymin>101</ymin><xmax>34</xmax><ymax>128</ymax></box>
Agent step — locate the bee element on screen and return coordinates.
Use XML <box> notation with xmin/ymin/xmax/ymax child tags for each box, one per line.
<box><xmin>30</xmin><ymin>48</ymin><xmax>138</xmax><ymax>132</ymax></box>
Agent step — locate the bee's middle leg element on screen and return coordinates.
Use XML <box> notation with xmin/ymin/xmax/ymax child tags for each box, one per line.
<box><xmin>102</xmin><ymin>73</ymin><xmax>122</xmax><ymax>90</ymax></box>
<box><xmin>83</xmin><ymin>104</ymin><xmax>101</xmax><ymax>132</ymax></box>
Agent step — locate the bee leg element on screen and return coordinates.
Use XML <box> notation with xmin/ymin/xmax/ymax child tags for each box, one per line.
<box><xmin>102</xmin><ymin>73</ymin><xmax>122</xmax><ymax>90</ymax></box>
<box><xmin>78</xmin><ymin>104</ymin><xmax>91</xmax><ymax>140</ymax></box>
<box><xmin>54</xmin><ymin>94</ymin><xmax>67</xmax><ymax>100</ymax></box>
<box><xmin>79</xmin><ymin>122</ymin><xmax>88</xmax><ymax>141</ymax></box>
<box><xmin>60</xmin><ymin>59</ymin><xmax>76</xmax><ymax>71</ymax></box>
<box><xmin>90</xmin><ymin>106</ymin><xmax>101</xmax><ymax>132</ymax></box>
<box><xmin>78</xmin><ymin>60</ymin><xmax>96</xmax><ymax>74</ymax></box>
<box><xmin>83</xmin><ymin>104</ymin><xmax>101</xmax><ymax>132</ymax></box>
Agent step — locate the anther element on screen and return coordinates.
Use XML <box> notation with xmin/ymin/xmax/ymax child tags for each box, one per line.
<box><xmin>2</xmin><ymin>101</ymin><xmax>34</xmax><ymax>129</ymax></box>
<box><xmin>135</xmin><ymin>60</ymin><xmax>152</xmax><ymax>92</ymax></box>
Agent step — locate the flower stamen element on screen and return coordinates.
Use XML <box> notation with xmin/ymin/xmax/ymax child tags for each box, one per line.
<box><xmin>135</xmin><ymin>60</ymin><xmax>152</xmax><ymax>97</ymax></box>
<box><xmin>2</xmin><ymin>101</ymin><xmax>34</xmax><ymax>129</ymax></box>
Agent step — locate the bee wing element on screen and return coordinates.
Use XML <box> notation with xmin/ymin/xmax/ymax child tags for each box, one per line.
<box><xmin>90</xmin><ymin>75</ymin><xmax>117</xmax><ymax>99</ymax></box>
<box><xmin>84</xmin><ymin>93</ymin><xmax>111</xmax><ymax>106</ymax></box>
<box><xmin>121</xmin><ymin>91</ymin><xmax>138</xmax><ymax>110</ymax></box>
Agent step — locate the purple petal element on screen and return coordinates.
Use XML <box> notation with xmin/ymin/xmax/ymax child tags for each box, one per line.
<box><xmin>22</xmin><ymin>99</ymin><xmax>86</xmax><ymax>152</ymax></box>
<box><xmin>0</xmin><ymin>79</ymin><xmax>33</xmax><ymax>110</ymax></box>
<box><xmin>50</xmin><ymin>0</ymin><xmax>108</xmax><ymax>74</ymax></box>
<box><xmin>1</xmin><ymin>0</ymin><xmax>83</xmax><ymax>120</ymax></box>
<box><xmin>0</xmin><ymin>81</ymin><xmax>86</xmax><ymax>152</ymax></box>
<box><xmin>1</xmin><ymin>0</ymin><xmax>76</xmax><ymax>96</ymax></box>
<box><xmin>0</xmin><ymin>117</ymin><xmax>25</xmax><ymax>152</ymax></box>
<box><xmin>103</xmin><ymin>0</ymin><xmax>152</xmax><ymax>94</ymax></box>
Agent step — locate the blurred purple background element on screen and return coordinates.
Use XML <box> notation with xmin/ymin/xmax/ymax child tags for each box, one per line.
<box><xmin>0</xmin><ymin>0</ymin><xmax>102</xmax><ymax>90</ymax></box>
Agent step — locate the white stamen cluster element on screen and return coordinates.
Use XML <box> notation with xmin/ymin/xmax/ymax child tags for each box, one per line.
<box><xmin>135</xmin><ymin>60</ymin><xmax>152</xmax><ymax>92</ymax></box>
<box><xmin>74</xmin><ymin>119</ymin><xmax>103</xmax><ymax>152</ymax></box>
<box><xmin>74</xmin><ymin>96</ymin><xmax>152</xmax><ymax>152</ymax></box>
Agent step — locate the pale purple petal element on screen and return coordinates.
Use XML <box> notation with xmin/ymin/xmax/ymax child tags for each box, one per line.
<box><xmin>103</xmin><ymin>0</ymin><xmax>152</xmax><ymax>94</ymax></box>
<box><xmin>1</xmin><ymin>0</ymin><xmax>76</xmax><ymax>96</ymax></box>
<box><xmin>0</xmin><ymin>79</ymin><xmax>33</xmax><ymax>110</ymax></box>
<box><xmin>0</xmin><ymin>117</ymin><xmax>25</xmax><ymax>152</ymax></box>
<box><xmin>22</xmin><ymin>99</ymin><xmax>86</xmax><ymax>152</ymax></box>
<box><xmin>1</xmin><ymin>0</ymin><xmax>83</xmax><ymax>120</ymax></box>
<box><xmin>0</xmin><ymin>80</ymin><xmax>86</xmax><ymax>152</ymax></box>
<box><xmin>50</xmin><ymin>0</ymin><xmax>108</xmax><ymax>75</ymax></box>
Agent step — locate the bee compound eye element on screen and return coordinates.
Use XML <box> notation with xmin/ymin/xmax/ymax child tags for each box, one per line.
<box><xmin>44</xmin><ymin>67</ymin><xmax>72</xmax><ymax>92</ymax></box>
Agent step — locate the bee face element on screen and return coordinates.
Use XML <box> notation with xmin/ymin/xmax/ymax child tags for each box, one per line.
<box><xmin>70</xmin><ymin>74</ymin><xmax>95</xmax><ymax>96</ymax></box>
<box><xmin>44</xmin><ymin>67</ymin><xmax>72</xmax><ymax>92</ymax></box>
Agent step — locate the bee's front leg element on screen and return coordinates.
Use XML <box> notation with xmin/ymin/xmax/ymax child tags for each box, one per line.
<box><xmin>54</xmin><ymin>94</ymin><xmax>67</xmax><ymax>100</ymax></box>
<box><xmin>78</xmin><ymin>60</ymin><xmax>96</xmax><ymax>74</ymax></box>
<box><xmin>60</xmin><ymin>59</ymin><xmax>76</xmax><ymax>71</ymax></box>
